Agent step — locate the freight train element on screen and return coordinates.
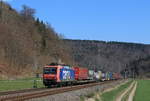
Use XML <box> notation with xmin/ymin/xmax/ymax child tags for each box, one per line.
<box><xmin>43</xmin><ymin>63</ymin><xmax>121</xmax><ymax>87</ymax></box>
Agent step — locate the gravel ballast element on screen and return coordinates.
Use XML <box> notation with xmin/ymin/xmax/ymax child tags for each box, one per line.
<box><xmin>29</xmin><ymin>80</ymin><xmax>127</xmax><ymax>101</ymax></box>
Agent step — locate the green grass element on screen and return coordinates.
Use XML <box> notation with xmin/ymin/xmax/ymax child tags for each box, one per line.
<box><xmin>101</xmin><ymin>80</ymin><xmax>132</xmax><ymax>101</ymax></box>
<box><xmin>0</xmin><ymin>78</ymin><xmax>44</xmax><ymax>91</ymax></box>
<box><xmin>134</xmin><ymin>80</ymin><xmax>150</xmax><ymax>101</ymax></box>
<box><xmin>80</xmin><ymin>96</ymin><xmax>85</xmax><ymax>101</ymax></box>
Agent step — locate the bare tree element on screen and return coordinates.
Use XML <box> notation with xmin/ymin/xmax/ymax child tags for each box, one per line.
<box><xmin>20</xmin><ymin>5</ymin><xmax>35</xmax><ymax>20</ymax></box>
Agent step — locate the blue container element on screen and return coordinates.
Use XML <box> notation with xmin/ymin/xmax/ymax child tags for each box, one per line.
<box><xmin>109</xmin><ymin>72</ymin><xmax>113</xmax><ymax>80</ymax></box>
<box><xmin>60</xmin><ymin>68</ymin><xmax>75</xmax><ymax>81</ymax></box>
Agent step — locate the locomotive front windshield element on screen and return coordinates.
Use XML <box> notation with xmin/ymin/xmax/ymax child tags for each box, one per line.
<box><xmin>44</xmin><ymin>67</ymin><xmax>57</xmax><ymax>74</ymax></box>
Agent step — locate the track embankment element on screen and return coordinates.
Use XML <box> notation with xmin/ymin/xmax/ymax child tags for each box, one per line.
<box><xmin>29</xmin><ymin>80</ymin><xmax>126</xmax><ymax>101</ymax></box>
<box><xmin>0</xmin><ymin>81</ymin><xmax>118</xmax><ymax>101</ymax></box>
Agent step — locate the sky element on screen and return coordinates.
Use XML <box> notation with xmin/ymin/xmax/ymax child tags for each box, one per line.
<box><xmin>3</xmin><ymin>0</ymin><xmax>150</xmax><ymax>44</ymax></box>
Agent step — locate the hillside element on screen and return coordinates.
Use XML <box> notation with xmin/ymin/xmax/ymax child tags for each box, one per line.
<box><xmin>64</xmin><ymin>40</ymin><xmax>150</xmax><ymax>77</ymax></box>
<box><xmin>0</xmin><ymin>2</ymin><xmax>73</xmax><ymax>79</ymax></box>
<box><xmin>0</xmin><ymin>2</ymin><xmax>150</xmax><ymax>79</ymax></box>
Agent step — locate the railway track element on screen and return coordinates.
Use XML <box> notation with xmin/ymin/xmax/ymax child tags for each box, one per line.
<box><xmin>0</xmin><ymin>80</ymin><xmax>114</xmax><ymax>101</ymax></box>
<box><xmin>0</xmin><ymin>88</ymin><xmax>46</xmax><ymax>96</ymax></box>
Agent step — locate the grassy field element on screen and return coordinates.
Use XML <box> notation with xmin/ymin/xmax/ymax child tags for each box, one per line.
<box><xmin>101</xmin><ymin>80</ymin><xmax>132</xmax><ymax>101</ymax></box>
<box><xmin>0</xmin><ymin>78</ymin><xmax>44</xmax><ymax>92</ymax></box>
<box><xmin>134</xmin><ymin>80</ymin><xmax>150</xmax><ymax>101</ymax></box>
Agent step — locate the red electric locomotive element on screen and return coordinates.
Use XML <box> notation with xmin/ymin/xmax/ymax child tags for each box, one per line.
<box><xmin>43</xmin><ymin>63</ymin><xmax>75</xmax><ymax>87</ymax></box>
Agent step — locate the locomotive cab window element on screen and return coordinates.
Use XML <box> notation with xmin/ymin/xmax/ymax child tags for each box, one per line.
<box><xmin>44</xmin><ymin>67</ymin><xmax>57</xmax><ymax>74</ymax></box>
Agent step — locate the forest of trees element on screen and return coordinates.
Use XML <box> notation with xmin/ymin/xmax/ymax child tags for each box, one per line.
<box><xmin>0</xmin><ymin>2</ymin><xmax>150</xmax><ymax>79</ymax></box>
<box><xmin>64</xmin><ymin>39</ymin><xmax>150</xmax><ymax>78</ymax></box>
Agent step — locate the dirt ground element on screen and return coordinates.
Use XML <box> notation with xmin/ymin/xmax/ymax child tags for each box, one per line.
<box><xmin>127</xmin><ymin>82</ymin><xmax>137</xmax><ymax>101</ymax></box>
<box><xmin>115</xmin><ymin>81</ymin><xmax>137</xmax><ymax>101</ymax></box>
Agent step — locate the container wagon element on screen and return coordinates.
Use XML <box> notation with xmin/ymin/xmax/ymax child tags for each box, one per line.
<box><xmin>109</xmin><ymin>72</ymin><xmax>113</xmax><ymax>80</ymax></box>
<box><xmin>101</xmin><ymin>72</ymin><xmax>106</xmax><ymax>81</ymax></box>
<box><xmin>88</xmin><ymin>70</ymin><xmax>95</xmax><ymax>80</ymax></box>
<box><xmin>94</xmin><ymin>71</ymin><xmax>102</xmax><ymax>81</ymax></box>
<box><xmin>113</xmin><ymin>73</ymin><xmax>121</xmax><ymax>80</ymax></box>
<box><xmin>73</xmin><ymin>67</ymin><xmax>88</xmax><ymax>80</ymax></box>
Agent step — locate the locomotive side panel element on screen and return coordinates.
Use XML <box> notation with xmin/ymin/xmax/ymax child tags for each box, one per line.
<box><xmin>59</xmin><ymin>68</ymin><xmax>75</xmax><ymax>81</ymax></box>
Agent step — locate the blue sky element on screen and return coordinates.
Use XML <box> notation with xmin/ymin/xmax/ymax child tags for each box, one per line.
<box><xmin>5</xmin><ymin>0</ymin><xmax>150</xmax><ymax>44</ymax></box>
